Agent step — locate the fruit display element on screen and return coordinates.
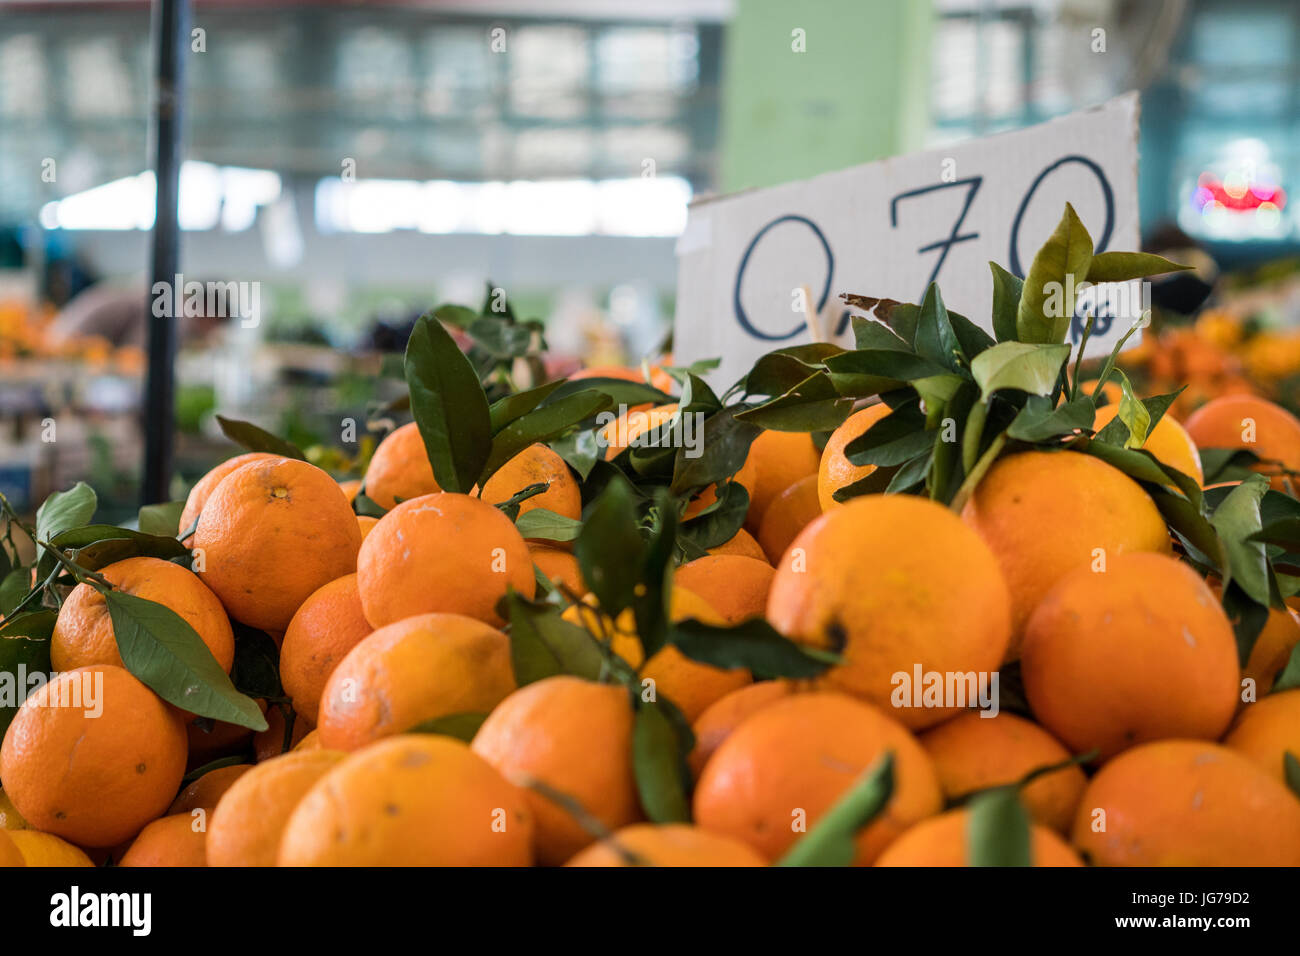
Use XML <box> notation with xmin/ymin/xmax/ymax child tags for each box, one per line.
<box><xmin>3</xmin><ymin>205</ymin><xmax>1300</xmax><ymax>870</ymax></box>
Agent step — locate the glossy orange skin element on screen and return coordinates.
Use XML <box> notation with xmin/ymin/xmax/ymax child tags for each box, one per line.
<box><xmin>208</xmin><ymin>749</ymin><xmax>346</xmax><ymax>866</ymax></box>
<box><xmin>5</xmin><ymin>830</ymin><xmax>93</xmax><ymax>867</ymax></box>
<box><xmin>743</xmin><ymin>430</ymin><xmax>821</xmax><ymax>533</ymax></box>
<box><xmin>756</xmin><ymin>474</ymin><xmax>822</xmax><ymax>565</ymax></box>
<box><xmin>817</xmin><ymin>403</ymin><xmax>892</xmax><ymax>512</ymax></box>
<box><xmin>480</xmin><ymin>443</ymin><xmax>582</xmax><ymax>531</ymax></box>
<box><xmin>693</xmin><ymin>693</ymin><xmax>942</xmax><ymax>865</ymax></box>
<box><xmin>194</xmin><ymin>457</ymin><xmax>362</xmax><ymax>631</ymax></box>
<box><xmin>1223</xmin><ymin>689</ymin><xmax>1300</xmax><ymax>782</ymax></box>
<box><xmin>1184</xmin><ymin>394</ymin><xmax>1300</xmax><ymax>490</ymax></box>
<box><xmin>1243</xmin><ymin>606</ymin><xmax>1300</xmax><ymax>699</ymax></box>
<box><xmin>918</xmin><ymin>712</ymin><xmax>1086</xmax><ymax>833</ymax></box>
<box><xmin>876</xmin><ymin>809</ymin><xmax>1083</xmax><ymax>867</ymax></box>
<box><xmin>767</xmin><ymin>495</ymin><xmax>1011</xmax><ymax>730</ymax></box>
<box><xmin>356</xmin><ymin>515</ymin><xmax>378</xmax><ymax>541</ymax></box>
<box><xmin>673</xmin><ymin>555</ymin><xmax>774</xmax><ymax>625</ymax></box>
<box><xmin>119</xmin><ymin>813</ymin><xmax>208</xmax><ymax>867</ymax></box>
<box><xmin>1092</xmin><ymin>404</ymin><xmax>1204</xmax><ymax>485</ymax></box>
<box><xmin>52</xmin><ymin>556</ymin><xmax>234</xmax><ymax>674</ymax></box>
<box><xmin>168</xmin><ymin>764</ymin><xmax>252</xmax><ymax>815</ymax></box>
<box><xmin>564</xmin><ymin>824</ymin><xmax>768</xmax><ymax>867</ymax></box>
<box><xmin>280</xmin><ymin>573</ymin><xmax>373</xmax><ymax>723</ymax></box>
<box><xmin>1072</xmin><ymin>740</ymin><xmax>1300</xmax><ymax>866</ymax></box>
<box><xmin>317</xmin><ymin>612</ymin><xmax>515</xmax><ymax>752</ymax></box>
<box><xmin>363</xmin><ymin>422</ymin><xmax>440</xmax><ymax>510</ymax></box>
<box><xmin>0</xmin><ymin>830</ymin><xmax>23</xmax><ymax>868</ymax></box>
<box><xmin>178</xmin><ymin>452</ymin><xmax>277</xmax><ymax>542</ymax></box>
<box><xmin>708</xmin><ymin>528</ymin><xmax>769</xmax><ymax>563</ymax></box>
<box><xmin>530</xmin><ymin>545</ymin><xmax>584</xmax><ymax>596</ymax></box>
<box><xmin>688</xmin><ymin>680</ymin><xmax>801</xmax><ymax>778</ymax></box>
<box><xmin>280</xmin><ymin>735</ymin><xmax>535</xmax><ymax>866</ymax></box>
<box><xmin>961</xmin><ymin>451</ymin><xmax>1171</xmax><ymax>655</ymax></box>
<box><xmin>472</xmin><ymin>676</ymin><xmax>640</xmax><ymax>866</ymax></box>
<box><xmin>0</xmin><ymin>665</ymin><xmax>187</xmax><ymax>847</ymax></box>
<box><xmin>356</xmin><ymin>492</ymin><xmax>534</xmax><ymax>628</ymax></box>
<box><xmin>1022</xmin><ymin>553</ymin><xmax>1239</xmax><ymax>761</ymax></box>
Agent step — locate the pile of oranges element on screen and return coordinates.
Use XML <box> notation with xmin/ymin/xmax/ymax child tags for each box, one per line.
<box><xmin>2</xmin><ymin>353</ymin><xmax>1300</xmax><ymax>869</ymax></box>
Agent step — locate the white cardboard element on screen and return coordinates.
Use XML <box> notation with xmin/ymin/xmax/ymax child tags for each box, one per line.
<box><xmin>674</xmin><ymin>93</ymin><xmax>1143</xmax><ymax>388</ymax></box>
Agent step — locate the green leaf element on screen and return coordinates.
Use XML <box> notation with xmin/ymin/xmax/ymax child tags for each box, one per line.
<box><xmin>514</xmin><ymin>508</ymin><xmax>582</xmax><ymax>543</ymax></box>
<box><xmin>1007</xmin><ymin>395</ymin><xmax>1095</xmax><ymax>442</ymax></box>
<box><xmin>106</xmin><ymin>590</ymin><xmax>266</xmax><ymax>730</ymax></box>
<box><xmin>670</xmin><ymin>408</ymin><xmax>759</xmax><ymax>495</ymax></box>
<box><xmin>138</xmin><ymin>501</ymin><xmax>185</xmax><ymax>537</ymax></box>
<box><xmin>430</xmin><ymin>303</ymin><xmax>480</xmax><ymax>328</ymax></box>
<box><xmin>1084</xmin><ymin>251</ymin><xmax>1193</xmax><ymax>282</ymax></box>
<box><xmin>574</xmin><ymin>476</ymin><xmax>644</xmax><ymax>618</ymax></box>
<box><xmin>504</xmin><ymin>592</ymin><xmax>605</xmax><ymax>686</ymax></box>
<box><xmin>1284</xmin><ymin>752</ymin><xmax>1300</xmax><ymax>799</ymax></box>
<box><xmin>229</xmin><ymin>623</ymin><xmax>285</xmax><ymax>703</ymax></box>
<box><xmin>214</xmin><ymin>416</ymin><xmax>305</xmax><ymax>460</ymax></box>
<box><xmin>671</xmin><ymin>617</ymin><xmax>835</xmax><ymax>679</ymax></box>
<box><xmin>0</xmin><ymin>611</ymin><xmax>54</xmax><ymax>739</ymax></box>
<box><xmin>679</xmin><ymin>482</ymin><xmax>750</xmax><ymax>552</ymax></box>
<box><xmin>844</xmin><ymin>404</ymin><xmax>932</xmax><ymax>468</ymax></box>
<box><xmin>967</xmin><ymin>787</ymin><xmax>1032</xmax><ymax>866</ymax></box>
<box><xmin>466</xmin><ymin>315</ymin><xmax>535</xmax><ymax>360</ymax></box>
<box><xmin>1271</xmin><ymin>641</ymin><xmax>1300</xmax><ymax>693</ymax></box>
<box><xmin>632</xmin><ymin>489</ymin><xmax>679</xmax><ymax>661</ymax></box>
<box><xmin>1113</xmin><ymin>369</ymin><xmax>1151</xmax><ymax>449</ymax></box>
<box><xmin>970</xmin><ymin>342</ymin><xmax>1072</xmax><ymax>400</ymax></box>
<box><xmin>734</xmin><ymin>371</ymin><xmax>854</xmax><ymax>432</ymax></box>
<box><xmin>914</xmin><ymin>283</ymin><xmax>962</xmax><ymax>371</ymax></box>
<box><xmin>990</xmin><ymin>262</ymin><xmax>1023</xmax><ymax>343</ymax></box>
<box><xmin>885</xmin><ymin>450</ymin><xmax>933</xmax><ymax>493</ymax></box>
<box><xmin>404</xmin><ymin>312</ymin><xmax>493</xmax><ymax>494</ymax></box>
<box><xmin>1017</xmin><ymin>202</ymin><xmax>1093</xmax><ymax>344</ymax></box>
<box><xmin>548</xmin><ymin>430</ymin><xmax>602</xmax><ymax>482</ymax></box>
<box><xmin>632</xmin><ymin>698</ymin><xmax>693</xmax><ymax>824</ymax></box>
<box><xmin>1200</xmin><ymin>448</ymin><xmax>1262</xmax><ymax>486</ymax></box>
<box><xmin>850</xmin><ymin>316</ymin><xmax>910</xmax><ymax>352</ymax></box>
<box><xmin>49</xmin><ymin>525</ymin><xmax>190</xmax><ymax>572</ymax></box>
<box><xmin>408</xmin><ymin>712</ymin><xmax>488</xmax><ymax>742</ymax></box>
<box><xmin>1210</xmin><ymin>475</ymin><xmax>1273</xmax><ymax>607</ymax></box>
<box><xmin>35</xmin><ymin>482</ymin><xmax>97</xmax><ymax>572</ymax></box>
<box><xmin>480</xmin><ymin>391</ymin><xmax>611</xmax><ymax>485</ymax></box>
<box><xmin>488</xmin><ymin>380</ymin><xmax>565</xmax><ymax>432</ymax></box>
<box><xmin>0</xmin><ymin>568</ymin><xmax>30</xmax><ymax>618</ymax></box>
<box><xmin>946</xmin><ymin>309</ymin><xmax>996</xmax><ymax>362</ymax></box>
<box><xmin>777</xmin><ymin>753</ymin><xmax>895</xmax><ymax>867</ymax></box>
<box><xmin>543</xmin><ymin>377</ymin><xmax>673</xmax><ymax>410</ymax></box>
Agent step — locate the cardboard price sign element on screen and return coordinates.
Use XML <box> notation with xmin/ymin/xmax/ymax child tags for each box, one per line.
<box><xmin>674</xmin><ymin>94</ymin><xmax>1142</xmax><ymax>388</ymax></box>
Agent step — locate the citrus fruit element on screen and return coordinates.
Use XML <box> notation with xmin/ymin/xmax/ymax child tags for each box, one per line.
<box><xmin>1022</xmin><ymin>553</ymin><xmax>1238</xmax><ymax>760</ymax></box>
<box><xmin>564</xmin><ymin>824</ymin><xmax>767</xmax><ymax>867</ymax></box>
<box><xmin>1184</xmin><ymin>394</ymin><xmax>1300</xmax><ymax>491</ymax></box>
<box><xmin>356</xmin><ymin>492</ymin><xmax>534</xmax><ymax>628</ymax></box>
<box><xmin>168</xmin><ymin>764</ymin><xmax>252</xmax><ymax>815</ymax></box>
<box><xmin>688</xmin><ymin>680</ymin><xmax>801</xmax><ymax>777</ymax></box>
<box><xmin>767</xmin><ymin>495</ymin><xmax>1011</xmax><ymax>730</ymax></box>
<box><xmin>673</xmin><ymin>555</ymin><xmax>774</xmax><ymax>625</ymax></box>
<box><xmin>317</xmin><ymin>612</ymin><xmax>515</xmax><ymax>752</ymax></box>
<box><xmin>743</xmin><ymin>430</ymin><xmax>821</xmax><ymax>532</ymax></box>
<box><xmin>178</xmin><ymin>451</ymin><xmax>277</xmax><ymax>543</ymax></box>
<box><xmin>600</xmin><ymin>403</ymin><xmax>677</xmax><ymax>461</ymax></box>
<box><xmin>707</xmin><ymin>527</ymin><xmax>768</xmax><ymax>563</ymax></box>
<box><xmin>280</xmin><ymin>573</ymin><xmax>373</xmax><ymax>723</ymax></box>
<box><xmin>193</xmin><ymin>457</ymin><xmax>362</xmax><ymax>631</ymax></box>
<box><xmin>280</xmin><ymin>734</ymin><xmax>534</xmax><ymax>866</ymax></box>
<box><xmin>119</xmin><ymin>813</ymin><xmax>207</xmax><ymax>867</ymax></box>
<box><xmin>5</xmin><ymin>830</ymin><xmax>93</xmax><ymax>867</ymax></box>
<box><xmin>1092</xmin><ymin>404</ymin><xmax>1204</xmax><ymax>485</ymax></box>
<box><xmin>1243</xmin><ymin>605</ymin><xmax>1300</xmax><ymax>698</ymax></box>
<box><xmin>817</xmin><ymin>403</ymin><xmax>892</xmax><ymax>512</ymax></box>
<box><xmin>357</xmin><ymin>515</ymin><xmax>378</xmax><ymax>541</ymax></box>
<box><xmin>363</xmin><ymin>422</ymin><xmax>440</xmax><ymax>510</ymax></box>
<box><xmin>254</xmin><ymin>704</ymin><xmax>312</xmax><ymax>761</ymax></box>
<box><xmin>0</xmin><ymin>830</ymin><xmax>23</xmax><ymax>867</ymax></box>
<box><xmin>480</xmin><ymin>443</ymin><xmax>582</xmax><ymax>530</ymax></box>
<box><xmin>756</xmin><ymin>474</ymin><xmax>821</xmax><ymax>564</ymax></box>
<box><xmin>875</xmin><ymin>808</ymin><xmax>1083</xmax><ymax>866</ymax></box>
<box><xmin>531</xmin><ymin>545</ymin><xmax>584</xmax><ymax>595</ymax></box>
<box><xmin>0</xmin><ymin>790</ymin><xmax>27</xmax><ymax>829</ymax></box>
<box><xmin>1223</xmin><ymin>689</ymin><xmax>1300</xmax><ymax>782</ymax></box>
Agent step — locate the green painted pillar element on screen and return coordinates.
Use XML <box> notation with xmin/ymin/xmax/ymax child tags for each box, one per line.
<box><xmin>720</xmin><ymin>0</ymin><xmax>934</xmax><ymax>192</ymax></box>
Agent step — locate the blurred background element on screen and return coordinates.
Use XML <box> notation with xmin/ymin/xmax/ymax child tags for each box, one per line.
<box><xmin>2</xmin><ymin>0</ymin><xmax>1299</xmax><ymax>519</ymax></box>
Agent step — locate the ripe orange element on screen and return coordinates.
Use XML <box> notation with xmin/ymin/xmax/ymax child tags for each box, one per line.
<box><xmin>756</xmin><ymin>474</ymin><xmax>821</xmax><ymax>564</ymax></box>
<box><xmin>187</xmin><ymin>714</ymin><xmax>255</xmax><ymax>767</ymax></box>
<box><xmin>1184</xmin><ymin>394</ymin><xmax>1300</xmax><ymax>490</ymax></box>
<box><xmin>0</xmin><ymin>830</ymin><xmax>23</xmax><ymax>867</ymax></box>
<box><xmin>0</xmin><ymin>665</ymin><xmax>187</xmax><ymax>847</ymax></box>
<box><xmin>1092</xmin><ymin>404</ymin><xmax>1204</xmax><ymax>485</ymax></box>
<box><xmin>1022</xmin><ymin>553</ymin><xmax>1239</xmax><ymax>760</ymax></box>
<box><xmin>743</xmin><ymin>430</ymin><xmax>821</xmax><ymax>532</ymax></box>
<box><xmin>208</xmin><ymin>749</ymin><xmax>346</xmax><ymax>866</ymax></box>
<box><xmin>280</xmin><ymin>573</ymin><xmax>372</xmax><ymax>722</ymax></box>
<box><xmin>918</xmin><ymin>712</ymin><xmax>1086</xmax><ymax>833</ymax></box>
<box><xmin>119</xmin><ymin>813</ymin><xmax>207</xmax><ymax>867</ymax></box>
<box><xmin>1244</xmin><ymin>606</ymin><xmax>1300</xmax><ymax>699</ymax></box>
<box><xmin>194</xmin><ymin>457</ymin><xmax>362</xmax><ymax>631</ymax></box>
<box><xmin>317</xmin><ymin>612</ymin><xmax>515</xmax><ymax>752</ymax></box>
<box><xmin>480</xmin><ymin>443</ymin><xmax>582</xmax><ymax>530</ymax></box>
<box><xmin>178</xmin><ymin>451</ymin><xmax>277</xmax><ymax>542</ymax></box>
<box><xmin>672</xmin><ymin>555</ymin><xmax>774</xmax><ymax>625</ymax></box>
<box><xmin>693</xmin><ymin>692</ymin><xmax>941</xmax><ymax>864</ymax></box>
<box><xmin>1072</xmin><ymin>740</ymin><xmax>1300</xmax><ymax>865</ymax></box>
<box><xmin>960</xmin><ymin>450</ymin><xmax>1171</xmax><ymax>654</ymax></box>
<box><xmin>688</xmin><ymin>680</ymin><xmax>801</xmax><ymax>777</ymax></box>
<box><xmin>707</xmin><ymin>527</ymin><xmax>768</xmax><ymax>563</ymax></box>
<box><xmin>564</xmin><ymin>824</ymin><xmax>767</xmax><ymax>867</ymax></box>
<box><xmin>280</xmin><ymin>734</ymin><xmax>534</xmax><ymax>866</ymax></box>
<box><xmin>1223</xmin><ymin>689</ymin><xmax>1300</xmax><ymax>782</ymax></box>
<box><xmin>817</xmin><ymin>403</ymin><xmax>891</xmax><ymax>512</ymax></box>
<box><xmin>531</xmin><ymin>545</ymin><xmax>584</xmax><ymax>596</ymax></box>
<box><xmin>5</xmin><ymin>830</ymin><xmax>93</xmax><ymax>867</ymax></box>
<box><xmin>294</xmin><ymin>729</ymin><xmax>321</xmax><ymax>751</ymax></box>
<box><xmin>472</xmin><ymin>676</ymin><xmax>639</xmax><ymax>866</ymax></box>
<box><xmin>363</xmin><ymin>422</ymin><xmax>440</xmax><ymax>510</ymax></box>
<box><xmin>338</xmin><ymin>479</ymin><xmax>361</xmax><ymax>503</ymax></box>
<box><xmin>356</xmin><ymin>515</ymin><xmax>378</xmax><ymax>541</ymax></box>
<box><xmin>875</xmin><ymin>809</ymin><xmax>1082</xmax><ymax>866</ymax></box>
<box><xmin>254</xmin><ymin>705</ymin><xmax>311</xmax><ymax>761</ymax></box>
<box><xmin>52</xmin><ymin>556</ymin><xmax>234</xmax><ymax>674</ymax></box>
<box><xmin>0</xmin><ymin>789</ymin><xmax>27</xmax><ymax>829</ymax></box>
<box><xmin>767</xmin><ymin>495</ymin><xmax>1011</xmax><ymax>730</ymax></box>
<box><xmin>168</xmin><ymin>764</ymin><xmax>252</xmax><ymax>815</ymax></box>
<box><xmin>356</xmin><ymin>492</ymin><xmax>534</xmax><ymax>629</ymax></box>
<box><xmin>601</xmin><ymin>403</ymin><xmax>677</xmax><ymax>461</ymax></box>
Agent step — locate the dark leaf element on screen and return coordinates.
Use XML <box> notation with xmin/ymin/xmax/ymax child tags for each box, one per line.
<box><xmin>138</xmin><ymin>501</ymin><xmax>185</xmax><ymax>537</ymax></box>
<box><xmin>504</xmin><ymin>592</ymin><xmax>605</xmax><ymax>686</ymax></box>
<box><xmin>990</xmin><ymin>262</ymin><xmax>1023</xmax><ymax>343</ymax></box>
<box><xmin>671</xmin><ymin>616</ymin><xmax>835</xmax><ymax>679</ymax></box>
<box><xmin>632</xmin><ymin>698</ymin><xmax>693</xmax><ymax>824</ymax></box>
<box><xmin>408</xmin><ymin>712</ymin><xmax>488</xmax><ymax>742</ymax></box>
<box><xmin>968</xmin><ymin>787</ymin><xmax>1032</xmax><ymax>866</ymax></box>
<box><xmin>214</xmin><ymin>416</ymin><xmax>305</xmax><ymax>460</ymax></box>
<box><xmin>777</xmin><ymin>753</ymin><xmax>895</xmax><ymax>867</ymax></box>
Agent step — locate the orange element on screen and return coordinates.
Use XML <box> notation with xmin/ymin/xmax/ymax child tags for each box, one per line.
<box><xmin>961</xmin><ymin>450</ymin><xmax>1171</xmax><ymax>654</ymax></box>
<box><xmin>743</xmin><ymin>430</ymin><xmax>821</xmax><ymax>532</ymax></box>
<box><xmin>767</xmin><ymin>495</ymin><xmax>1011</xmax><ymax>730</ymax></box>
<box><xmin>1184</xmin><ymin>394</ymin><xmax>1300</xmax><ymax>491</ymax></box>
<box><xmin>208</xmin><ymin>749</ymin><xmax>345</xmax><ymax>866</ymax></box>
<box><xmin>693</xmin><ymin>692</ymin><xmax>942</xmax><ymax>864</ymax></box>
<box><xmin>168</xmin><ymin>764</ymin><xmax>252</xmax><ymax>814</ymax></box>
<box><xmin>1223</xmin><ymin>689</ymin><xmax>1300</xmax><ymax>782</ymax></box>
<box><xmin>6</xmin><ymin>830</ymin><xmax>93</xmax><ymax>867</ymax></box>
<box><xmin>1072</xmin><ymin>740</ymin><xmax>1300</xmax><ymax>866</ymax></box>
<box><xmin>338</xmin><ymin>478</ymin><xmax>361</xmax><ymax>502</ymax></box>
<box><xmin>472</xmin><ymin>676</ymin><xmax>639</xmax><ymax>866</ymax></box>
<box><xmin>601</xmin><ymin>403</ymin><xmax>677</xmax><ymax>461</ymax></box>
<box><xmin>571</xmin><ymin>362</ymin><xmax>675</xmax><ymax>394</ymax></box>
<box><xmin>1079</xmin><ymin>378</ymin><xmax>1123</xmax><ymax>405</ymax></box>
<box><xmin>682</xmin><ymin>455</ymin><xmax>759</xmax><ymax>521</ymax></box>
<box><xmin>194</xmin><ymin>457</ymin><xmax>362</xmax><ymax>631</ymax></box>
<box><xmin>178</xmin><ymin>451</ymin><xmax>277</xmax><ymax>542</ymax></box>
<box><xmin>0</xmin><ymin>830</ymin><xmax>23</xmax><ymax>867</ymax></box>
<box><xmin>875</xmin><ymin>809</ymin><xmax>1083</xmax><ymax>867</ymax></box>
<box><xmin>672</xmin><ymin>555</ymin><xmax>774</xmax><ymax>625</ymax></box>
<box><xmin>0</xmin><ymin>665</ymin><xmax>187</xmax><ymax>847</ymax></box>
<box><xmin>357</xmin><ymin>514</ymin><xmax>378</xmax><ymax>541</ymax></box>
<box><xmin>356</xmin><ymin>492</ymin><xmax>534</xmax><ymax>628</ymax></box>
<box><xmin>0</xmin><ymin>790</ymin><xmax>27</xmax><ymax>829</ymax></box>
<box><xmin>918</xmin><ymin>712</ymin><xmax>1086</xmax><ymax>833</ymax></box>
<box><xmin>294</xmin><ymin>729</ymin><xmax>321</xmax><ymax>751</ymax></box>
<box><xmin>480</xmin><ymin>443</ymin><xmax>582</xmax><ymax>530</ymax></box>
<box><xmin>1244</xmin><ymin>605</ymin><xmax>1300</xmax><ymax>698</ymax></box>
<box><xmin>1092</xmin><ymin>404</ymin><xmax>1203</xmax><ymax>485</ymax></box>
<box><xmin>1022</xmin><ymin>553</ymin><xmax>1239</xmax><ymax>761</ymax></box>
<box><xmin>531</xmin><ymin>545</ymin><xmax>584</xmax><ymax>596</ymax></box>
<box><xmin>280</xmin><ymin>734</ymin><xmax>534</xmax><ymax>866</ymax></box>
<box><xmin>756</xmin><ymin>474</ymin><xmax>821</xmax><ymax>564</ymax></box>
<box><xmin>363</xmin><ymin>422</ymin><xmax>440</xmax><ymax>510</ymax></box>
<box><xmin>52</xmin><ymin>556</ymin><xmax>234</xmax><ymax>673</ymax></box>
<box><xmin>817</xmin><ymin>403</ymin><xmax>891</xmax><ymax>512</ymax></box>
<box><xmin>564</xmin><ymin>824</ymin><xmax>767</xmax><ymax>867</ymax></box>
<box><xmin>187</xmin><ymin>714</ymin><xmax>255</xmax><ymax>766</ymax></box>
<box><xmin>254</xmin><ymin>705</ymin><xmax>312</xmax><ymax>761</ymax></box>
<box><xmin>689</xmin><ymin>680</ymin><xmax>801</xmax><ymax>777</ymax></box>
<box><xmin>280</xmin><ymin>573</ymin><xmax>373</xmax><ymax>722</ymax></box>
<box><xmin>317</xmin><ymin>612</ymin><xmax>516</xmax><ymax>752</ymax></box>
<box><xmin>119</xmin><ymin>813</ymin><xmax>207</xmax><ymax>867</ymax></box>
<box><xmin>707</xmin><ymin>527</ymin><xmax>768</xmax><ymax>563</ymax></box>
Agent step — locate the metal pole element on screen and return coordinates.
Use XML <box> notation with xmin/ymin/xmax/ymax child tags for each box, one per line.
<box><xmin>142</xmin><ymin>0</ymin><xmax>188</xmax><ymax>505</ymax></box>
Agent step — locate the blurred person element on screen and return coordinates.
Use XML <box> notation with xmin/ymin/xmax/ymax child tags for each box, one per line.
<box><xmin>48</xmin><ymin>278</ymin><xmax>231</xmax><ymax>350</ymax></box>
